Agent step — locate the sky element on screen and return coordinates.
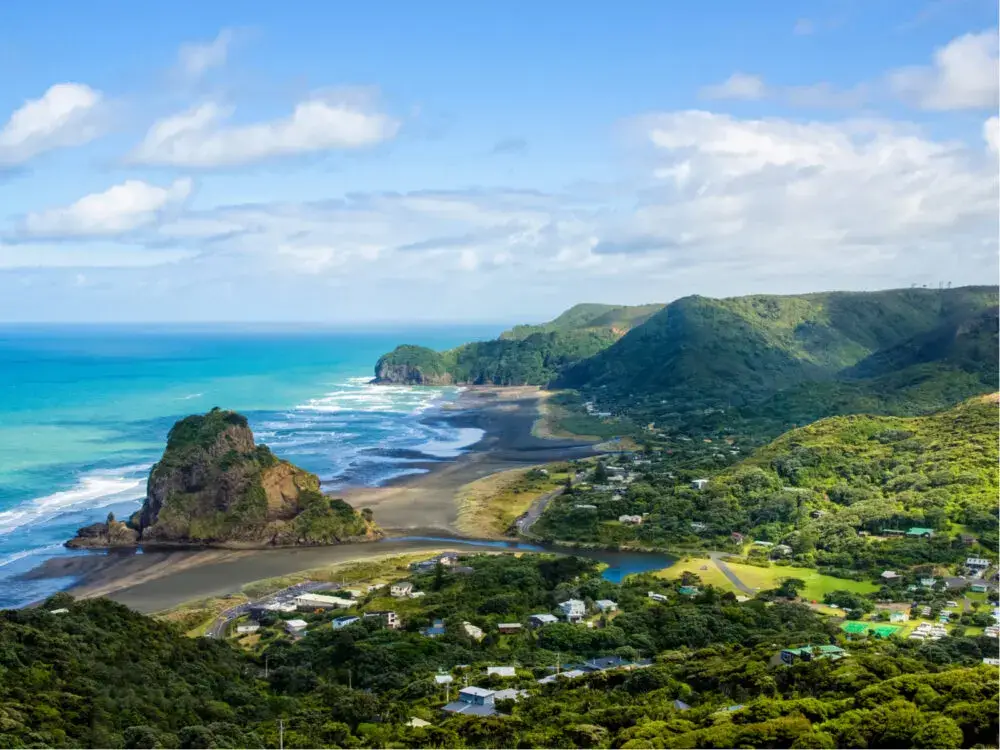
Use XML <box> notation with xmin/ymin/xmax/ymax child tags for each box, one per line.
<box><xmin>0</xmin><ymin>0</ymin><xmax>997</xmax><ymax>323</ymax></box>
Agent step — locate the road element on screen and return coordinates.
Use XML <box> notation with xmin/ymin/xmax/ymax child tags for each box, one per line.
<box><xmin>205</xmin><ymin>580</ymin><xmax>333</xmax><ymax>639</ymax></box>
<box><xmin>515</xmin><ymin>471</ymin><xmax>587</xmax><ymax>537</ymax></box>
<box><xmin>708</xmin><ymin>552</ymin><xmax>754</xmax><ymax>594</ymax></box>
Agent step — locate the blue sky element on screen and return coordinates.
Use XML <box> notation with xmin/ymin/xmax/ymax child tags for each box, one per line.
<box><xmin>0</xmin><ymin>0</ymin><xmax>996</xmax><ymax>322</ymax></box>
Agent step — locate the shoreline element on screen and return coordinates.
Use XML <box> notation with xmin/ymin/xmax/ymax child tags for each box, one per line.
<box><xmin>18</xmin><ymin>386</ymin><xmax>602</xmax><ymax>612</ymax></box>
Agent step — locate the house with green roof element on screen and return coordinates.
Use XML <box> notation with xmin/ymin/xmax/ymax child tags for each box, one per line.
<box><xmin>779</xmin><ymin>645</ymin><xmax>847</xmax><ymax>665</ymax></box>
<box><xmin>906</xmin><ymin>527</ymin><xmax>934</xmax><ymax>538</ymax></box>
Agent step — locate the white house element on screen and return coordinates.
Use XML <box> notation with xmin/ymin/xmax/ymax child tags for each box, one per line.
<box><xmin>434</xmin><ymin>674</ymin><xmax>454</xmax><ymax>685</ymax></box>
<box><xmin>691</xmin><ymin>479</ymin><xmax>709</xmax><ymax>490</ymax></box>
<box><xmin>648</xmin><ymin>592</ymin><xmax>669</xmax><ymax>603</ymax></box>
<box><xmin>391</xmin><ymin>582</ymin><xmax>415</xmax><ymax>598</ymax></box>
<box><xmin>690</xmin><ymin>522</ymin><xmax>707</xmax><ymax>532</ymax></box>
<box><xmin>558</xmin><ymin>599</ymin><xmax>586</xmax><ymax>623</ymax></box>
<box><xmin>966</xmin><ymin>557</ymin><xmax>991</xmax><ymax>570</ymax></box>
<box><xmin>49</xmin><ymin>608</ymin><xmax>69</xmax><ymax>615</ymax></box>
<box><xmin>595</xmin><ymin>599</ymin><xmax>618</xmax><ymax>612</ymax></box>
<box><xmin>487</xmin><ymin>666</ymin><xmax>517</xmax><ymax>678</ymax></box>
<box><xmin>773</xmin><ymin>544</ymin><xmax>793</xmax><ymax>556</ymax></box>
<box><xmin>284</xmin><ymin>619</ymin><xmax>308</xmax><ymax>635</ymax></box>
<box><xmin>331</xmin><ymin>616</ymin><xmax>360</xmax><ymax>630</ymax></box>
<box><xmin>236</xmin><ymin>623</ymin><xmax>260</xmax><ymax>634</ymax></box>
<box><xmin>463</xmin><ymin>621</ymin><xmax>485</xmax><ymax>641</ymax></box>
<box><xmin>618</xmin><ymin>514</ymin><xmax>643</xmax><ymax>525</ymax></box>
<box><xmin>880</xmin><ymin>571</ymin><xmax>899</xmax><ymax>580</ymax></box>
<box><xmin>363</xmin><ymin>611</ymin><xmax>400</xmax><ymax>629</ymax></box>
<box><xmin>294</xmin><ymin>593</ymin><xmax>354</xmax><ymax>610</ymax></box>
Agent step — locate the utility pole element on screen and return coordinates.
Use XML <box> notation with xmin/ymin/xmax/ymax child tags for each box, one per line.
<box><xmin>348</xmin><ymin>668</ymin><xmax>352</xmax><ymax>690</ymax></box>
<box><xmin>278</xmin><ymin>719</ymin><xmax>284</xmax><ymax>750</ymax></box>
<box><xmin>265</xmin><ymin>655</ymin><xmax>269</xmax><ymax>679</ymax></box>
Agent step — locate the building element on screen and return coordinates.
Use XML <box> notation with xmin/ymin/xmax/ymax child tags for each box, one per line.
<box><xmin>294</xmin><ymin>593</ymin><xmax>354</xmax><ymax>610</ymax></box>
<box><xmin>971</xmin><ymin>583</ymin><xmax>989</xmax><ymax>593</ymax></box>
<box><xmin>752</xmin><ymin>540</ymin><xmax>774</xmax><ymax>548</ymax></box>
<box><xmin>537</xmin><ymin>669</ymin><xmax>586</xmax><ymax>685</ymax></box>
<box><xmin>961</xmin><ymin>534</ymin><xmax>977</xmax><ymax>546</ymax></box>
<box><xmin>919</xmin><ymin>577</ymin><xmax>937</xmax><ymax>587</ymax></box>
<box><xmin>648</xmin><ymin>592</ymin><xmax>669</xmax><ymax>603</ymax></box>
<box><xmin>529</xmin><ymin>613</ymin><xmax>558</xmax><ymax>627</ymax></box>
<box><xmin>497</xmin><ymin>622</ymin><xmax>523</xmax><ymax>634</ymax></box>
<box><xmin>779</xmin><ymin>645</ymin><xmax>846</xmax><ymax>665</ymax></box>
<box><xmin>331</xmin><ymin>616</ymin><xmax>360</xmax><ymax>630</ymax></box>
<box><xmin>983</xmin><ymin>658</ymin><xmax>1000</xmax><ymax>666</ymax></box>
<box><xmin>966</xmin><ymin>558</ymin><xmax>991</xmax><ymax>571</ymax></box>
<box><xmin>810</xmin><ymin>510</ymin><xmax>825</xmax><ymax>519</ymax></box>
<box><xmin>486</xmin><ymin>666</ymin><xmax>517</xmax><ymax>678</ymax></box>
<box><xmin>880</xmin><ymin>570</ymin><xmax>899</xmax><ymax>581</ymax></box>
<box><xmin>574</xmin><ymin>504</ymin><xmax>597</xmax><ymax>510</ymax></box>
<box><xmin>437</xmin><ymin>552</ymin><xmax>459</xmax><ymax>566</ymax></box>
<box><xmin>391</xmin><ymin>582</ymin><xmax>415</xmax><ymax>598</ymax></box>
<box><xmin>906</xmin><ymin>527</ymin><xmax>934</xmax><ymax>538</ymax></box>
<box><xmin>421</xmin><ymin>619</ymin><xmax>446</xmax><ymax>637</ymax></box>
<box><xmin>773</xmin><ymin>544</ymin><xmax>793</xmax><ymax>557</ymax></box>
<box><xmin>558</xmin><ymin>599</ymin><xmax>586</xmax><ymax>623</ymax></box>
<box><xmin>678</xmin><ymin>586</ymin><xmax>699</xmax><ymax>596</ymax></box>
<box><xmin>443</xmin><ymin>687</ymin><xmax>496</xmax><ymax>717</ymax></box>
<box><xmin>407</xmin><ymin>718</ymin><xmax>431</xmax><ymax>728</ymax></box>
<box><xmin>492</xmin><ymin>688</ymin><xmax>529</xmax><ymax>702</ymax></box>
<box><xmin>595</xmin><ymin>599</ymin><xmax>617</xmax><ymax>612</ymax></box>
<box><xmin>363</xmin><ymin>611</ymin><xmax>400</xmax><ymax>629</ymax></box>
<box><xmin>730</xmin><ymin>532</ymin><xmax>745</xmax><ymax>543</ymax></box>
<box><xmin>463</xmin><ymin>621</ymin><xmax>484</xmax><ymax>641</ymax></box>
<box><xmin>618</xmin><ymin>514</ymin><xmax>643</xmax><ymax>525</ymax></box>
<box><xmin>49</xmin><ymin>608</ymin><xmax>69</xmax><ymax>615</ymax></box>
<box><xmin>581</xmin><ymin>655</ymin><xmax>631</xmax><ymax>672</ymax></box>
<box><xmin>284</xmin><ymin>619</ymin><xmax>308</xmax><ymax>635</ymax></box>
<box><xmin>235</xmin><ymin>622</ymin><xmax>260</xmax><ymax>634</ymax></box>
<box><xmin>690</xmin><ymin>522</ymin><xmax>707</xmax><ymax>532</ymax></box>
<box><xmin>691</xmin><ymin>479</ymin><xmax>708</xmax><ymax>490</ymax></box>
<box><xmin>673</xmin><ymin>699</ymin><xmax>691</xmax><ymax>711</ymax></box>
<box><xmin>264</xmin><ymin>602</ymin><xmax>298</xmax><ymax>613</ymax></box>
<box><xmin>889</xmin><ymin>612</ymin><xmax>909</xmax><ymax>623</ymax></box>
<box><xmin>434</xmin><ymin>674</ymin><xmax>454</xmax><ymax>685</ymax></box>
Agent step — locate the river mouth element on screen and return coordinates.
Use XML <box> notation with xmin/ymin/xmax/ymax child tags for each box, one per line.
<box><xmin>387</xmin><ymin>535</ymin><xmax>675</xmax><ymax>582</ymax></box>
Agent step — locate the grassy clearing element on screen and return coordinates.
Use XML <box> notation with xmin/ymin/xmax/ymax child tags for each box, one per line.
<box><xmin>659</xmin><ymin>556</ymin><xmax>877</xmax><ymax>602</ymax></box>
<box><xmin>455</xmin><ymin>466</ymin><xmax>571</xmax><ymax>537</ymax></box>
<box><xmin>155</xmin><ymin>592</ymin><xmax>249</xmax><ymax>637</ymax></box>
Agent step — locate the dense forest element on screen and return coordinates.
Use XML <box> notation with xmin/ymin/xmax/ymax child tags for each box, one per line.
<box><xmin>3</xmin><ymin>554</ymin><xmax>997</xmax><ymax>749</ymax></box>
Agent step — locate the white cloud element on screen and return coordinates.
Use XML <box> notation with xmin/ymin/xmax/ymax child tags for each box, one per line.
<box><xmin>985</xmin><ymin>116</ymin><xmax>999</xmax><ymax>153</ymax></box>
<box><xmin>608</xmin><ymin>110</ymin><xmax>997</xmax><ymax>282</ymax></box>
<box><xmin>793</xmin><ymin>18</ymin><xmax>816</xmax><ymax>36</ymax></box>
<box><xmin>0</xmin><ymin>242</ymin><xmax>193</xmax><ymax>269</ymax></box>
<box><xmin>888</xmin><ymin>29</ymin><xmax>999</xmax><ymax>110</ymax></box>
<box><xmin>22</xmin><ymin>178</ymin><xmax>193</xmax><ymax>238</ymax></box>
<box><xmin>177</xmin><ymin>29</ymin><xmax>234</xmax><ymax>79</ymax></box>
<box><xmin>0</xmin><ymin>83</ymin><xmax>105</xmax><ymax>165</ymax></box>
<box><xmin>700</xmin><ymin>73</ymin><xmax>766</xmax><ymax>101</ymax></box>
<box><xmin>131</xmin><ymin>93</ymin><xmax>399</xmax><ymax>167</ymax></box>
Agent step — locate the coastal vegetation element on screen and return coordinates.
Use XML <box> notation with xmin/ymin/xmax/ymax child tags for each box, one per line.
<box><xmin>67</xmin><ymin>408</ymin><xmax>378</xmax><ymax>549</ymax></box>
<box><xmin>454</xmin><ymin>464</ymin><xmax>574</xmax><ymax>538</ymax></box>
<box><xmin>4</xmin><ymin>553</ymin><xmax>997</xmax><ymax>749</ymax></box>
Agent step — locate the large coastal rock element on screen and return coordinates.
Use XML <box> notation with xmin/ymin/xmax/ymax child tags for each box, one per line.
<box><xmin>67</xmin><ymin>408</ymin><xmax>380</xmax><ymax>548</ymax></box>
<box><xmin>373</xmin><ymin>345</ymin><xmax>453</xmax><ymax>385</ymax></box>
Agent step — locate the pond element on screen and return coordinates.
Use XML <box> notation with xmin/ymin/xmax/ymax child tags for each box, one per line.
<box><xmin>388</xmin><ymin>536</ymin><xmax>675</xmax><ymax>582</ymax></box>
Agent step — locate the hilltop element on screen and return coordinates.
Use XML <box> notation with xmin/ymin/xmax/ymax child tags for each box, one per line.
<box><xmin>373</xmin><ymin>301</ymin><xmax>660</xmax><ymax>386</ymax></box>
<box><xmin>68</xmin><ymin>408</ymin><xmax>379</xmax><ymax>548</ymax></box>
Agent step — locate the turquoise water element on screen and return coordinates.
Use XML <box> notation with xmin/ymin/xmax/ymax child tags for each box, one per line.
<box><xmin>0</xmin><ymin>324</ymin><xmax>501</xmax><ymax>607</ymax></box>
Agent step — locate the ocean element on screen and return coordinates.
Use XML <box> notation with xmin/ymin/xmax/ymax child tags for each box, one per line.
<box><xmin>0</xmin><ymin>324</ymin><xmax>502</xmax><ymax>608</ymax></box>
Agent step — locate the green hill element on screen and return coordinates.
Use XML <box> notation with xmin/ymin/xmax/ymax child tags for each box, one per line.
<box><xmin>558</xmin><ymin>286</ymin><xmax>998</xmax><ymax>425</ymax></box>
<box><xmin>373</xmin><ymin>301</ymin><xmax>660</xmax><ymax>385</ymax></box>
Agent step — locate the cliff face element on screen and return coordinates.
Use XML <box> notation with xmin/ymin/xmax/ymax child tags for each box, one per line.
<box><xmin>67</xmin><ymin>408</ymin><xmax>380</xmax><ymax>548</ymax></box>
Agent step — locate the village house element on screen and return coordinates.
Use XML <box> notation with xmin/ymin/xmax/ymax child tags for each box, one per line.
<box><xmin>678</xmin><ymin>586</ymin><xmax>699</xmax><ymax>596</ymax></box>
<box><xmin>434</xmin><ymin>673</ymin><xmax>453</xmax><ymax>685</ymax></box>
<box><xmin>284</xmin><ymin>619</ymin><xmax>308</xmax><ymax>635</ymax></box>
<box><xmin>966</xmin><ymin>557</ymin><xmax>991</xmax><ymax>572</ymax></box>
<box><xmin>595</xmin><ymin>599</ymin><xmax>618</xmax><ymax>612</ymax></box>
<box><xmin>648</xmin><ymin>592</ymin><xmax>669</xmax><ymax>603</ymax></box>
<box><xmin>880</xmin><ymin>570</ymin><xmax>900</xmax><ymax>581</ymax></box>
<box><xmin>421</xmin><ymin>619</ymin><xmax>446</xmax><ymax>638</ymax></box>
<box><xmin>618</xmin><ymin>514</ymin><xmax>643</xmax><ymax>525</ymax></box>
<box><xmin>391</xmin><ymin>581</ymin><xmax>415</xmax><ymax>598</ymax></box>
<box><xmin>529</xmin><ymin>613</ymin><xmax>558</xmax><ymax>627</ymax></box>
<box><xmin>691</xmin><ymin>479</ymin><xmax>709</xmax><ymax>490</ymax></box>
<box><xmin>443</xmin><ymin>687</ymin><xmax>496</xmax><ymax>717</ymax></box>
<box><xmin>294</xmin><ymin>593</ymin><xmax>354</xmax><ymax>611</ymax></box>
<box><xmin>779</xmin><ymin>645</ymin><xmax>846</xmax><ymax>665</ymax></box>
<box><xmin>772</xmin><ymin>544</ymin><xmax>793</xmax><ymax>557</ymax></box>
<box><xmin>486</xmin><ymin>666</ymin><xmax>517</xmax><ymax>678</ymax></box>
<box><xmin>497</xmin><ymin>622</ymin><xmax>523</xmax><ymax>634</ymax></box>
<box><xmin>690</xmin><ymin>521</ymin><xmax>707</xmax><ymax>532</ymax></box>
<box><xmin>463</xmin><ymin>621</ymin><xmax>485</xmax><ymax>641</ymax></box>
<box><xmin>558</xmin><ymin>599</ymin><xmax>586</xmax><ymax>623</ymax></box>
<box><xmin>906</xmin><ymin>527</ymin><xmax>934</xmax><ymax>538</ymax></box>
<box><xmin>730</xmin><ymin>532</ymin><xmax>745</xmax><ymax>543</ymax></box>
<box><xmin>331</xmin><ymin>616</ymin><xmax>360</xmax><ymax>630</ymax></box>
<box><xmin>363</xmin><ymin>611</ymin><xmax>400</xmax><ymax>629</ymax></box>
<box><xmin>235</xmin><ymin>622</ymin><xmax>260</xmax><ymax>634</ymax></box>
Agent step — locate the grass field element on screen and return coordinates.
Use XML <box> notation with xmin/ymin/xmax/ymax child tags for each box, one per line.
<box><xmin>455</xmin><ymin>465</ymin><xmax>572</xmax><ymax>537</ymax></box>
<box><xmin>660</xmin><ymin>556</ymin><xmax>877</xmax><ymax>602</ymax></box>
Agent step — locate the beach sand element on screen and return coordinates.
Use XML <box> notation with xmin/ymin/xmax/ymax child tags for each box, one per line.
<box><xmin>21</xmin><ymin>387</ymin><xmax>599</xmax><ymax>613</ymax></box>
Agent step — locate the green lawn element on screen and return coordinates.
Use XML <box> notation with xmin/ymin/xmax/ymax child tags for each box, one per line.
<box><xmin>660</xmin><ymin>558</ymin><xmax>876</xmax><ymax>601</ymax></box>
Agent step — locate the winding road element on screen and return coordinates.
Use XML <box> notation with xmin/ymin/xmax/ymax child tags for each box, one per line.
<box><xmin>205</xmin><ymin>580</ymin><xmax>333</xmax><ymax>639</ymax></box>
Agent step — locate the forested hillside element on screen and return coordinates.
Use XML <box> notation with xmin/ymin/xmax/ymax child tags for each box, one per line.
<box><xmin>4</xmin><ymin>553</ymin><xmax>997</xmax><ymax>749</ymax></box>
<box><xmin>535</xmin><ymin>394</ymin><xmax>999</xmax><ymax>570</ymax></box>
<box><xmin>373</xmin><ymin>302</ymin><xmax>659</xmax><ymax>386</ymax></box>
<box><xmin>558</xmin><ymin>287</ymin><xmax>998</xmax><ymax>424</ymax></box>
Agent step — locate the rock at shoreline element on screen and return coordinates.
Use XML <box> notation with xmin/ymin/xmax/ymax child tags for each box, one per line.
<box><xmin>67</xmin><ymin>408</ymin><xmax>381</xmax><ymax>549</ymax></box>
<box><xmin>373</xmin><ymin>345</ymin><xmax>453</xmax><ymax>385</ymax></box>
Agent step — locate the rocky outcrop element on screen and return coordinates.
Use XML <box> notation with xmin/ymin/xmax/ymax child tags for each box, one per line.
<box><xmin>373</xmin><ymin>345</ymin><xmax>453</xmax><ymax>385</ymax></box>
<box><xmin>66</xmin><ymin>513</ymin><xmax>139</xmax><ymax>549</ymax></box>
<box><xmin>67</xmin><ymin>408</ymin><xmax>380</xmax><ymax>549</ymax></box>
